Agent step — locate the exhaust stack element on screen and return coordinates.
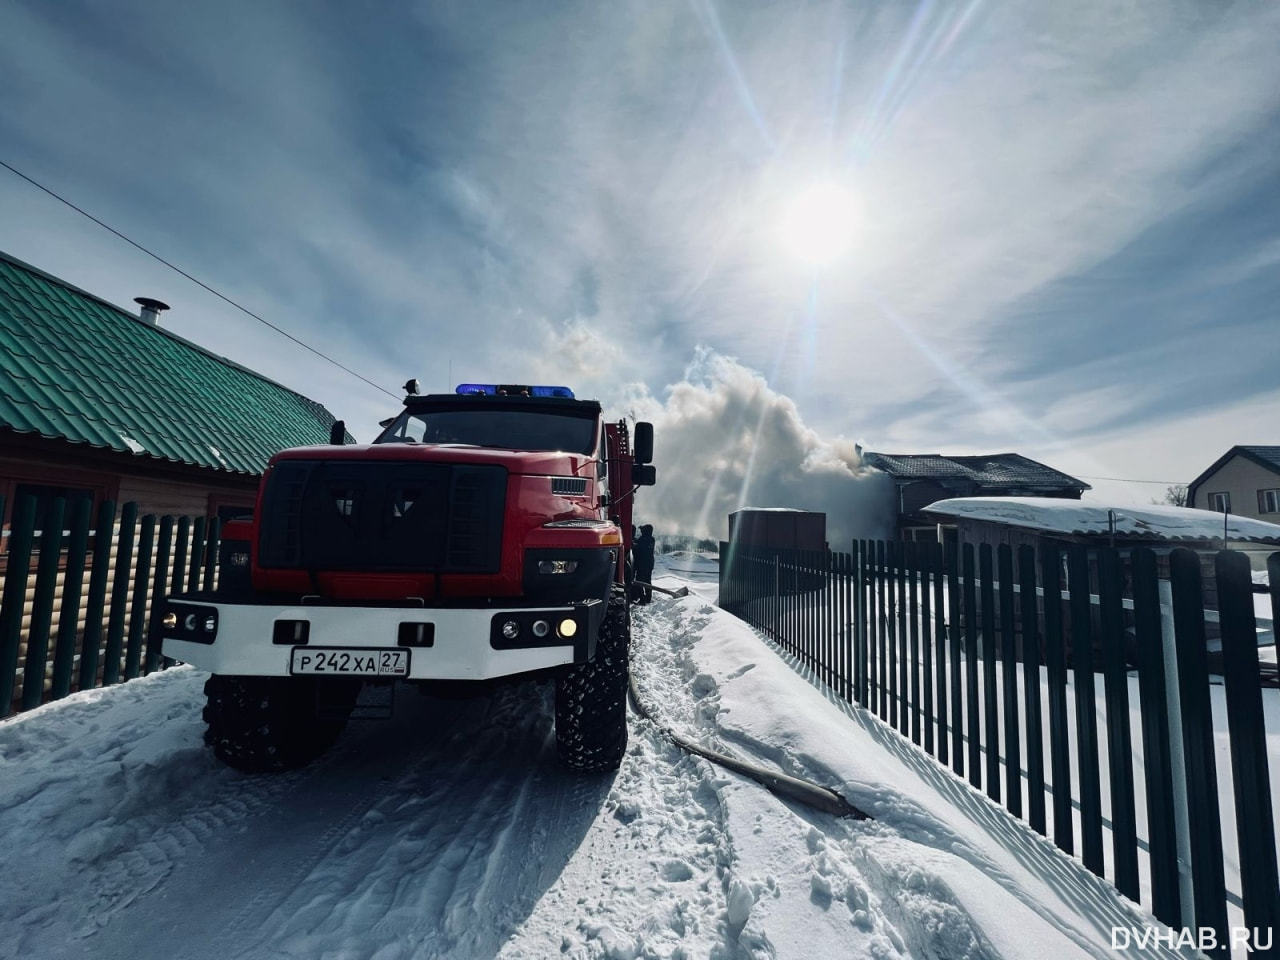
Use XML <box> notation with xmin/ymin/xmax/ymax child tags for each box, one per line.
<box><xmin>134</xmin><ymin>297</ymin><xmax>171</xmax><ymax>326</ymax></box>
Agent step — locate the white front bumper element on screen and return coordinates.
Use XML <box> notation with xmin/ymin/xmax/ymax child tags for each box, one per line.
<box><xmin>165</xmin><ymin>602</ymin><xmax>579</xmax><ymax>680</ymax></box>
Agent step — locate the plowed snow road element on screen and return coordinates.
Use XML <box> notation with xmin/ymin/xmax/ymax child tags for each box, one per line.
<box><xmin>0</xmin><ymin>563</ymin><xmax>1169</xmax><ymax>959</ymax></box>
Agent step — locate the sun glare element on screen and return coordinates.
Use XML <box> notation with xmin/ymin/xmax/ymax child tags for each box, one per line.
<box><xmin>779</xmin><ymin>182</ymin><xmax>858</xmax><ymax>267</ymax></box>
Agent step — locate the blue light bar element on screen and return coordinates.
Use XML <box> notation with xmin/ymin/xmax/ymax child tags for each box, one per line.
<box><xmin>455</xmin><ymin>383</ymin><xmax>575</xmax><ymax>398</ymax></box>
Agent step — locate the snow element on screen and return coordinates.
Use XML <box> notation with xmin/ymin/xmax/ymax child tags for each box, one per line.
<box><xmin>922</xmin><ymin>496</ymin><xmax>1280</xmax><ymax>543</ymax></box>
<box><xmin>0</xmin><ymin>556</ymin><xmax>1203</xmax><ymax>959</ymax></box>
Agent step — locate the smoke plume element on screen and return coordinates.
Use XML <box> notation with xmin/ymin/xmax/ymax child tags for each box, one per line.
<box><xmin>610</xmin><ymin>348</ymin><xmax>895</xmax><ymax>548</ymax></box>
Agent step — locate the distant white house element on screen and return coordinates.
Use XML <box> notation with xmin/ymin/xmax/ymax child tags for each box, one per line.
<box><xmin>1187</xmin><ymin>446</ymin><xmax>1280</xmax><ymax>520</ymax></box>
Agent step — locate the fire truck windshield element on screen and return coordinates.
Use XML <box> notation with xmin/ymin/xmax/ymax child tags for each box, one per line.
<box><xmin>374</xmin><ymin>408</ymin><xmax>598</xmax><ymax>454</ymax></box>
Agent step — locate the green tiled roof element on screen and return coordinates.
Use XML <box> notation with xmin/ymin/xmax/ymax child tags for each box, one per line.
<box><xmin>0</xmin><ymin>251</ymin><xmax>348</xmax><ymax>475</ymax></box>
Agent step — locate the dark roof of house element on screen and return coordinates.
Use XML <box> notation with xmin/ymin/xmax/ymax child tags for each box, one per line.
<box><xmin>1188</xmin><ymin>445</ymin><xmax>1280</xmax><ymax>495</ymax></box>
<box><xmin>0</xmin><ymin>251</ymin><xmax>349</xmax><ymax>476</ymax></box>
<box><xmin>862</xmin><ymin>452</ymin><xmax>1090</xmax><ymax>491</ymax></box>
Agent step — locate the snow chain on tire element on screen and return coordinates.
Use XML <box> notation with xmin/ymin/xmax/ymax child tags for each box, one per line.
<box><xmin>202</xmin><ymin>675</ymin><xmax>352</xmax><ymax>773</ymax></box>
<box><xmin>554</xmin><ymin>589</ymin><xmax>631</xmax><ymax>772</ymax></box>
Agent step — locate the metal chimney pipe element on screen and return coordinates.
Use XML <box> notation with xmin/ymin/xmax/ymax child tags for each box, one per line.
<box><xmin>134</xmin><ymin>297</ymin><xmax>171</xmax><ymax>325</ymax></box>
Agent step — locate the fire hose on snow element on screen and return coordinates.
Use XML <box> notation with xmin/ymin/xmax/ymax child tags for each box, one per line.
<box><xmin>626</xmin><ymin>587</ymin><xmax>870</xmax><ymax>821</ymax></box>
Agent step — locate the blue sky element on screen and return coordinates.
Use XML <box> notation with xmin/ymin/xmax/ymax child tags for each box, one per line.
<box><xmin>2</xmin><ymin>0</ymin><xmax>1278</xmax><ymax>533</ymax></box>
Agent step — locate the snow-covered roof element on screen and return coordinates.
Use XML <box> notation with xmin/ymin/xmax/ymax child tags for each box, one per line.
<box><xmin>921</xmin><ymin>496</ymin><xmax>1280</xmax><ymax>543</ymax></box>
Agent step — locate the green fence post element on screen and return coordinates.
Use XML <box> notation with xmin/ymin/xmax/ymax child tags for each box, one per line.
<box><xmin>1068</xmin><ymin>545</ymin><xmax>1104</xmax><ymax>877</ymax></box>
<box><xmin>0</xmin><ymin>495</ymin><xmax>37</xmax><ymax>717</ymax></box>
<box><xmin>1099</xmin><ymin>546</ymin><xmax>1139</xmax><ymax>899</ymax></box>
<box><xmin>1216</xmin><ymin>551</ymin><xmax>1280</xmax><ymax>941</ymax></box>
<box><xmin>980</xmin><ymin>543</ymin><xmax>1000</xmax><ymax>802</ymax></box>
<box><xmin>1131</xmin><ymin>548</ymin><xmax>1180</xmax><ymax>925</ymax></box>
<box><xmin>22</xmin><ymin>497</ymin><xmax>66</xmax><ymax>711</ymax></box>
<box><xmin>1042</xmin><ymin>545</ymin><xmax>1073</xmax><ymax>855</ymax></box>
<box><xmin>51</xmin><ymin>497</ymin><xmax>92</xmax><ymax>700</ymax></box>
<box><xmin>103</xmin><ymin>503</ymin><xmax>139</xmax><ymax>685</ymax></box>
<box><xmin>998</xmin><ymin>544</ymin><xmax>1021</xmax><ymax>818</ymax></box>
<box><xmin>947</xmin><ymin>541</ymin><xmax>963</xmax><ymax>776</ymax></box>
<box><xmin>933</xmin><ymin>541</ymin><xmax>947</xmax><ymax>765</ymax></box>
<box><xmin>1019</xmin><ymin>545</ymin><xmax>1046</xmax><ymax>836</ymax></box>
<box><xmin>171</xmin><ymin>516</ymin><xmax>191</xmax><ymax>594</ymax></box>
<box><xmin>901</xmin><ymin>545</ymin><xmax>911</xmax><ymax>742</ymax></box>
<box><xmin>203</xmin><ymin>517</ymin><xmax>221</xmax><ymax>591</ymax></box>
<box><xmin>908</xmin><ymin>542</ymin><xmax>922</xmax><ymax>745</ymax></box>
<box><xmin>1170</xmin><ymin>547</ymin><xmax>1228</xmax><ymax>957</ymax></box>
<box><xmin>78</xmin><ymin>501</ymin><xmax>117</xmax><ymax>692</ymax></box>
<box><xmin>962</xmin><ymin>544</ymin><xmax>981</xmax><ymax>789</ymax></box>
<box><xmin>187</xmin><ymin>516</ymin><xmax>207</xmax><ymax>595</ymax></box>
<box><xmin>145</xmin><ymin>516</ymin><xmax>175</xmax><ymax>674</ymax></box>
<box><xmin>921</xmin><ymin>544</ymin><xmax>935</xmax><ymax>754</ymax></box>
<box><xmin>125</xmin><ymin>515</ymin><xmax>157</xmax><ymax>680</ymax></box>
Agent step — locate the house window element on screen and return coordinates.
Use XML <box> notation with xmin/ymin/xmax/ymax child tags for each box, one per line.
<box><xmin>1209</xmin><ymin>492</ymin><xmax>1231</xmax><ymax>513</ymax></box>
<box><xmin>1260</xmin><ymin>489</ymin><xmax>1280</xmax><ymax>514</ymax></box>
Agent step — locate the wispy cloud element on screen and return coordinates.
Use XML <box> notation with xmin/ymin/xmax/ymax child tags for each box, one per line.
<box><xmin>2</xmin><ymin>0</ymin><xmax>1277</xmax><ymax>519</ymax></box>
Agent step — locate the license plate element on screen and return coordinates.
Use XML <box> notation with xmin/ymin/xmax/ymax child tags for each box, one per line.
<box><xmin>289</xmin><ymin>647</ymin><xmax>410</xmax><ymax>677</ymax></box>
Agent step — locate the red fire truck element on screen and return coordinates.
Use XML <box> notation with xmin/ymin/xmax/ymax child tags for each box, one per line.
<box><xmin>162</xmin><ymin>383</ymin><xmax>655</xmax><ymax>773</ymax></box>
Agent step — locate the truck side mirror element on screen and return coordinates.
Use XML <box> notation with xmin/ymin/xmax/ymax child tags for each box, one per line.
<box><xmin>631</xmin><ymin>464</ymin><xmax>656</xmax><ymax>486</ymax></box>
<box><xmin>329</xmin><ymin>420</ymin><xmax>346</xmax><ymax>445</ymax></box>
<box><xmin>633</xmin><ymin>422</ymin><xmax>653</xmax><ymax>465</ymax></box>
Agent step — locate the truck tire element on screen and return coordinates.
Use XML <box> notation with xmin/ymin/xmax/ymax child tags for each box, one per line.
<box><xmin>202</xmin><ymin>675</ymin><xmax>350</xmax><ymax>772</ymax></box>
<box><xmin>555</xmin><ymin>594</ymin><xmax>630</xmax><ymax>772</ymax></box>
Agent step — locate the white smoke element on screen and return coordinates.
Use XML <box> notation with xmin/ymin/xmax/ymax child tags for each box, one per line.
<box><xmin>609</xmin><ymin>347</ymin><xmax>896</xmax><ymax>548</ymax></box>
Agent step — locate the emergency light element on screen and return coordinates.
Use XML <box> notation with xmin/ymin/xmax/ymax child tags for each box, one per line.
<box><xmin>455</xmin><ymin>384</ymin><xmax>575</xmax><ymax>398</ymax></box>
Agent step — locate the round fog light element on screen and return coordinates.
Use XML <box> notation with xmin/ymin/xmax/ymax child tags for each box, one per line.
<box><xmin>532</xmin><ymin>620</ymin><xmax>550</xmax><ymax>638</ymax></box>
<box><xmin>502</xmin><ymin>620</ymin><xmax>520</xmax><ymax>639</ymax></box>
<box><xmin>557</xmin><ymin>618</ymin><xmax>577</xmax><ymax>639</ymax></box>
<box><xmin>183</xmin><ymin>613</ymin><xmax>198</xmax><ymax>632</ymax></box>
<box><xmin>162</xmin><ymin>612</ymin><xmax>178</xmax><ymax>630</ymax></box>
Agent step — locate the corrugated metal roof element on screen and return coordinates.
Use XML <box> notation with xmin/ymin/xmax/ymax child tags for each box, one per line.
<box><xmin>862</xmin><ymin>452</ymin><xmax>1089</xmax><ymax>490</ymax></box>
<box><xmin>1240</xmin><ymin>446</ymin><xmax>1280</xmax><ymax>470</ymax></box>
<box><xmin>0</xmin><ymin>251</ymin><xmax>348</xmax><ymax>475</ymax></box>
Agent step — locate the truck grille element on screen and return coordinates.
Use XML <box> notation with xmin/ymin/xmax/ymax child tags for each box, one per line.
<box><xmin>259</xmin><ymin>461</ymin><xmax>507</xmax><ymax>573</ymax></box>
<box><xmin>551</xmin><ymin>477</ymin><xmax>588</xmax><ymax>496</ymax></box>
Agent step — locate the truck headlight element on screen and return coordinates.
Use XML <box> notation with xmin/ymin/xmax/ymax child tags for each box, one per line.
<box><xmin>537</xmin><ymin>560</ymin><xmax>579</xmax><ymax>575</ymax></box>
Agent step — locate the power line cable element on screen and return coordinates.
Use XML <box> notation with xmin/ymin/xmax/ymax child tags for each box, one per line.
<box><xmin>0</xmin><ymin>158</ymin><xmax>399</xmax><ymax>400</ymax></box>
<box><xmin>1076</xmin><ymin>475</ymin><xmax>1188</xmax><ymax>485</ymax></box>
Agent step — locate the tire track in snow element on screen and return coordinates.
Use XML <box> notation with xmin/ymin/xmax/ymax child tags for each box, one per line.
<box><xmin>188</xmin><ymin>682</ymin><xmax>614</xmax><ymax>960</ymax></box>
<box><xmin>0</xmin><ymin>669</ymin><xmax>325</xmax><ymax>959</ymax></box>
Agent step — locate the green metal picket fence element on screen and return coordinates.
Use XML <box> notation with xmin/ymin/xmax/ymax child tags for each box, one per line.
<box><xmin>720</xmin><ymin>538</ymin><xmax>1280</xmax><ymax>959</ymax></box>
<box><xmin>0</xmin><ymin>494</ymin><xmax>221</xmax><ymax>718</ymax></box>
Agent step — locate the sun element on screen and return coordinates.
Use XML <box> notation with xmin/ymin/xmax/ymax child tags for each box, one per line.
<box><xmin>779</xmin><ymin>182</ymin><xmax>859</xmax><ymax>267</ymax></box>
